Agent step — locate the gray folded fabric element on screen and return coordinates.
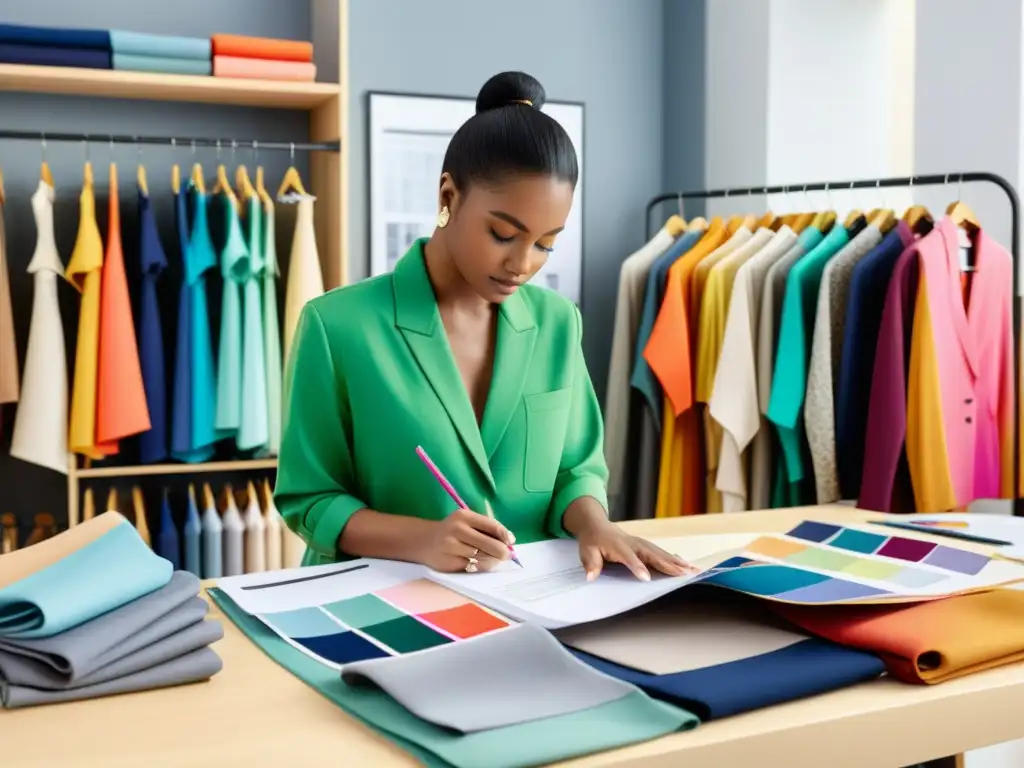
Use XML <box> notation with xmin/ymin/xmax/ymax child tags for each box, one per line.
<box><xmin>1</xmin><ymin>647</ymin><xmax>223</xmax><ymax>708</ymax></box>
<box><xmin>340</xmin><ymin>623</ymin><xmax>638</xmax><ymax>733</ymax></box>
<box><xmin>0</xmin><ymin>571</ymin><xmax>200</xmax><ymax>681</ymax></box>
<box><xmin>0</xmin><ymin>615</ymin><xmax>222</xmax><ymax>689</ymax></box>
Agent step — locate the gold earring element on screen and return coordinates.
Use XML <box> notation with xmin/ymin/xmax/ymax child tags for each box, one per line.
<box><xmin>437</xmin><ymin>206</ymin><xmax>451</xmax><ymax>228</ymax></box>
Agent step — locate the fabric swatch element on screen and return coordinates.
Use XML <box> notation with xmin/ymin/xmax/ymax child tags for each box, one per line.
<box><xmin>210</xmin><ymin>33</ymin><xmax>313</xmax><ymax>62</ymax></box>
<box><xmin>771</xmin><ymin>588</ymin><xmax>1024</xmax><ymax>683</ymax></box>
<box><xmin>342</xmin><ymin>623</ymin><xmax>637</xmax><ymax>733</ymax></box>
<box><xmin>109</xmin><ymin>30</ymin><xmax>210</xmax><ymax>60</ymax></box>
<box><xmin>212</xmin><ymin>55</ymin><xmax>316</xmax><ymax>82</ymax></box>
<box><xmin>0</xmin><ymin>520</ymin><xmax>173</xmax><ymax>639</ymax></box>
<box><xmin>210</xmin><ymin>588</ymin><xmax>698</xmax><ymax>768</ymax></box>
<box><xmin>0</xmin><ymin>571</ymin><xmax>203</xmax><ymax>684</ymax></box>
<box><xmin>2</xmin><ymin>646</ymin><xmax>222</xmax><ymax>709</ymax></box>
<box><xmin>112</xmin><ymin>53</ymin><xmax>212</xmax><ymax>76</ymax></box>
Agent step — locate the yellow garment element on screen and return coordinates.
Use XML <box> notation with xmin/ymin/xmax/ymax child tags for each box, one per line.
<box><xmin>66</xmin><ymin>174</ymin><xmax>108</xmax><ymax>459</ymax></box>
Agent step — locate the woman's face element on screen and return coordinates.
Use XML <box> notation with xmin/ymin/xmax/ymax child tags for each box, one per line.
<box><xmin>439</xmin><ymin>173</ymin><xmax>575</xmax><ymax>303</ymax></box>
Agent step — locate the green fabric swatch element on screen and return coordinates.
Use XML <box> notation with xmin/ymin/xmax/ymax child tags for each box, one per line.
<box><xmin>209</xmin><ymin>589</ymin><xmax>698</xmax><ymax>768</ymax></box>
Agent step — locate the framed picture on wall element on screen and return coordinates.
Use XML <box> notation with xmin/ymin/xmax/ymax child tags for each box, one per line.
<box><xmin>367</xmin><ymin>91</ymin><xmax>585</xmax><ymax>305</ymax></box>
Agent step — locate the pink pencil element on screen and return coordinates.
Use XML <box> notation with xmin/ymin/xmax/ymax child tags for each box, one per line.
<box><xmin>415</xmin><ymin>445</ymin><xmax>523</xmax><ymax>568</ymax></box>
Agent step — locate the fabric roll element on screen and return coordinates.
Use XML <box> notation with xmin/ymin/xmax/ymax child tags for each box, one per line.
<box><xmin>112</xmin><ymin>52</ymin><xmax>212</xmax><ymax>76</ymax></box>
<box><xmin>213</xmin><ymin>55</ymin><xmax>316</xmax><ymax>82</ymax></box>
<box><xmin>109</xmin><ymin>30</ymin><xmax>210</xmax><ymax>60</ymax></box>
<box><xmin>211</xmin><ymin>33</ymin><xmax>312</xmax><ymax>62</ymax></box>
<box><xmin>0</xmin><ymin>43</ymin><xmax>110</xmax><ymax>69</ymax></box>
<box><xmin>0</xmin><ymin>24</ymin><xmax>110</xmax><ymax>50</ymax></box>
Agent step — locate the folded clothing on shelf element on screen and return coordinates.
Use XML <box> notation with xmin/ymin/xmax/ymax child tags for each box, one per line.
<box><xmin>109</xmin><ymin>29</ymin><xmax>210</xmax><ymax>61</ymax></box>
<box><xmin>211</xmin><ymin>33</ymin><xmax>312</xmax><ymax>63</ymax></box>
<box><xmin>213</xmin><ymin>55</ymin><xmax>316</xmax><ymax>82</ymax></box>
<box><xmin>0</xmin><ymin>23</ymin><xmax>110</xmax><ymax>50</ymax></box>
<box><xmin>112</xmin><ymin>52</ymin><xmax>212</xmax><ymax>77</ymax></box>
<box><xmin>0</xmin><ymin>43</ymin><xmax>110</xmax><ymax>69</ymax></box>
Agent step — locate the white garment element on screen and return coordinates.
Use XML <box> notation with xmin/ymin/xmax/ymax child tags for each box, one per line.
<box><xmin>243</xmin><ymin>490</ymin><xmax>266</xmax><ymax>574</ymax></box>
<box><xmin>221</xmin><ymin>494</ymin><xmax>245</xmax><ymax>577</ymax></box>
<box><xmin>710</xmin><ymin>227</ymin><xmax>797</xmax><ymax>512</ymax></box>
<box><xmin>604</xmin><ymin>227</ymin><xmax>676</xmax><ymax>506</ymax></box>
<box><xmin>10</xmin><ymin>182</ymin><xmax>70</xmax><ymax>475</ymax></box>
<box><xmin>264</xmin><ymin>494</ymin><xmax>283</xmax><ymax>571</ymax></box>
<box><xmin>283</xmin><ymin>198</ymin><xmax>325</xmax><ymax>365</ymax></box>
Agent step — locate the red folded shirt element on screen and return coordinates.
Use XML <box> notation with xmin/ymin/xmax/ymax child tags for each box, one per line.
<box><xmin>211</xmin><ymin>34</ymin><xmax>312</xmax><ymax>63</ymax></box>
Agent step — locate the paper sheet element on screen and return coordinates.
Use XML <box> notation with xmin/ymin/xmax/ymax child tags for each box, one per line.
<box><xmin>879</xmin><ymin>513</ymin><xmax>1024</xmax><ymax>547</ymax></box>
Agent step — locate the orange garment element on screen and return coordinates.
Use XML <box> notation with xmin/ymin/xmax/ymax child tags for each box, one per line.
<box><xmin>210</xmin><ymin>34</ymin><xmax>313</xmax><ymax>63</ymax></box>
<box><xmin>644</xmin><ymin>220</ymin><xmax>728</xmax><ymax>516</ymax></box>
<box><xmin>96</xmin><ymin>165</ymin><xmax>151</xmax><ymax>448</ymax></box>
<box><xmin>213</xmin><ymin>56</ymin><xmax>317</xmax><ymax>82</ymax></box>
<box><xmin>772</xmin><ymin>589</ymin><xmax>1024</xmax><ymax>684</ymax></box>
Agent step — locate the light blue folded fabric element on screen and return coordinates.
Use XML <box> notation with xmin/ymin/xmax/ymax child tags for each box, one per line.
<box><xmin>109</xmin><ymin>30</ymin><xmax>210</xmax><ymax>61</ymax></box>
<box><xmin>112</xmin><ymin>52</ymin><xmax>212</xmax><ymax>76</ymax></box>
<box><xmin>0</xmin><ymin>522</ymin><xmax>173</xmax><ymax>639</ymax></box>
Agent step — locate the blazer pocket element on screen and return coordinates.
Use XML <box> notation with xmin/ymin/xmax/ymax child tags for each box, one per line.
<box><xmin>523</xmin><ymin>388</ymin><xmax>573</xmax><ymax>493</ymax></box>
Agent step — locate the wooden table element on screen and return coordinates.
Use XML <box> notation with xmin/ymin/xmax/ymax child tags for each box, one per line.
<box><xmin>5</xmin><ymin>505</ymin><xmax>1024</xmax><ymax>767</ymax></box>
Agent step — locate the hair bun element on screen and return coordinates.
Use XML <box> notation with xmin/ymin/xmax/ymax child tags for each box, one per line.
<box><xmin>475</xmin><ymin>71</ymin><xmax>547</xmax><ymax>114</ymax></box>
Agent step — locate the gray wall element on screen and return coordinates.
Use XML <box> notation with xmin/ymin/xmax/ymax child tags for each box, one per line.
<box><xmin>0</xmin><ymin>0</ymin><xmax>313</xmax><ymax>534</ymax></box>
<box><xmin>347</xmin><ymin>0</ymin><xmax>669</xmax><ymax>394</ymax></box>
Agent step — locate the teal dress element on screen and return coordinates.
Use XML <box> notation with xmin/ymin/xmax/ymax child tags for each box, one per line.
<box><xmin>215</xmin><ymin>196</ymin><xmax>247</xmax><ymax>441</ymax></box>
<box><xmin>238</xmin><ymin>197</ymin><xmax>269</xmax><ymax>452</ymax></box>
<box><xmin>262</xmin><ymin>201</ymin><xmax>283</xmax><ymax>456</ymax></box>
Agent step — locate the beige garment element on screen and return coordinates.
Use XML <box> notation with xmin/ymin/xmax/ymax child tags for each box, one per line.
<box><xmin>710</xmin><ymin>227</ymin><xmax>797</xmax><ymax>512</ymax></box>
<box><xmin>0</xmin><ymin>201</ymin><xmax>18</xmax><ymax>403</ymax></box>
<box><xmin>283</xmin><ymin>198</ymin><xmax>325</xmax><ymax>365</ymax></box>
<box><xmin>749</xmin><ymin>239</ymin><xmax>810</xmax><ymax>509</ymax></box>
<box><xmin>805</xmin><ymin>225</ymin><xmax>883</xmax><ymax>504</ymax></box>
<box><xmin>604</xmin><ymin>228</ymin><xmax>675</xmax><ymax>508</ymax></box>
<box><xmin>10</xmin><ymin>182</ymin><xmax>71</xmax><ymax>475</ymax></box>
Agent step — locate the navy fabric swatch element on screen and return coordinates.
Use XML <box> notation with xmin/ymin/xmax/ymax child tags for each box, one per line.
<box><xmin>138</xmin><ymin>189</ymin><xmax>170</xmax><ymax>464</ymax></box>
<box><xmin>0</xmin><ymin>24</ymin><xmax>111</xmax><ymax>50</ymax></box>
<box><xmin>569</xmin><ymin>639</ymin><xmax>884</xmax><ymax>720</ymax></box>
<box><xmin>0</xmin><ymin>43</ymin><xmax>110</xmax><ymax>69</ymax></box>
<box><xmin>295</xmin><ymin>633</ymin><xmax>390</xmax><ymax>666</ymax></box>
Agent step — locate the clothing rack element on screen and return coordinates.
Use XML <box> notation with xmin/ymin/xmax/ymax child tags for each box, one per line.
<box><xmin>644</xmin><ymin>171</ymin><xmax>1023</xmax><ymax>516</ymax></box>
<box><xmin>0</xmin><ymin>128</ymin><xmax>340</xmax><ymax>153</ymax></box>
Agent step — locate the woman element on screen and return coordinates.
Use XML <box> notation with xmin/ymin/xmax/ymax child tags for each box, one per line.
<box><xmin>276</xmin><ymin>71</ymin><xmax>695</xmax><ymax>581</ymax></box>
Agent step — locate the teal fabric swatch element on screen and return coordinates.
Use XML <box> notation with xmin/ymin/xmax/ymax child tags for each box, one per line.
<box><xmin>109</xmin><ymin>30</ymin><xmax>211</xmax><ymax>61</ymax></box>
<box><xmin>209</xmin><ymin>589</ymin><xmax>698</xmax><ymax>768</ymax></box>
<box><xmin>112</xmin><ymin>52</ymin><xmax>212</xmax><ymax>76</ymax></box>
<box><xmin>0</xmin><ymin>522</ymin><xmax>173</xmax><ymax>639</ymax></box>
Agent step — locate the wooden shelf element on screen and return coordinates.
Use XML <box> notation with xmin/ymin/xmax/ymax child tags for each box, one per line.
<box><xmin>74</xmin><ymin>459</ymin><xmax>278</xmax><ymax>479</ymax></box>
<box><xmin>0</xmin><ymin>63</ymin><xmax>340</xmax><ymax>109</ymax></box>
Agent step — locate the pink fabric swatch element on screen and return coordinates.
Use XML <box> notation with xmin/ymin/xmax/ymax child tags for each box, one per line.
<box><xmin>213</xmin><ymin>55</ymin><xmax>316</xmax><ymax>82</ymax></box>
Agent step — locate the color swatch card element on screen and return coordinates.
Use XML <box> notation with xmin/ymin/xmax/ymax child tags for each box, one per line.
<box><xmin>694</xmin><ymin>520</ymin><xmax>1024</xmax><ymax>605</ymax></box>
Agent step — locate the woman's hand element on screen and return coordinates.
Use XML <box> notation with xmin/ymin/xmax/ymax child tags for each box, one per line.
<box><xmin>417</xmin><ymin>508</ymin><xmax>514</xmax><ymax>573</ymax></box>
<box><xmin>576</xmin><ymin>519</ymin><xmax>698</xmax><ymax>582</ymax></box>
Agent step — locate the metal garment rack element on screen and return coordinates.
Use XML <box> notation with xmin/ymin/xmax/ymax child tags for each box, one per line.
<box><xmin>645</xmin><ymin>171</ymin><xmax>1023</xmax><ymax>516</ymax></box>
<box><xmin>0</xmin><ymin>128</ymin><xmax>340</xmax><ymax>153</ymax></box>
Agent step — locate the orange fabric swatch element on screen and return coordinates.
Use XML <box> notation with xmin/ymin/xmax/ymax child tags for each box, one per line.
<box><xmin>772</xmin><ymin>589</ymin><xmax>1024</xmax><ymax>684</ymax></box>
<box><xmin>211</xmin><ymin>34</ymin><xmax>313</xmax><ymax>63</ymax></box>
<box><xmin>96</xmin><ymin>166</ymin><xmax>151</xmax><ymax>448</ymax></box>
<box><xmin>213</xmin><ymin>55</ymin><xmax>317</xmax><ymax>82</ymax></box>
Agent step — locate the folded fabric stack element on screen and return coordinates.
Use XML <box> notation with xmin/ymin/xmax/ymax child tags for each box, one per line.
<box><xmin>0</xmin><ymin>23</ymin><xmax>112</xmax><ymax>69</ymax></box>
<box><xmin>110</xmin><ymin>30</ymin><xmax>211</xmax><ymax>76</ymax></box>
<box><xmin>211</xmin><ymin>33</ymin><xmax>316</xmax><ymax>82</ymax></box>
<box><xmin>0</xmin><ymin>512</ymin><xmax>223</xmax><ymax>709</ymax></box>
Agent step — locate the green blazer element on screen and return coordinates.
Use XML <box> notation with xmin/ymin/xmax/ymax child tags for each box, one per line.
<box><xmin>275</xmin><ymin>239</ymin><xmax>609</xmax><ymax>566</ymax></box>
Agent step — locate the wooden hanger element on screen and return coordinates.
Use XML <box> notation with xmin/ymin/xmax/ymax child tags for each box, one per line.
<box><xmin>106</xmin><ymin>487</ymin><xmax>119</xmax><ymax>513</ymax></box>
<box><xmin>171</xmin><ymin>163</ymin><xmax>181</xmax><ymax>194</ymax></box>
<box><xmin>868</xmin><ymin>206</ymin><xmax>897</xmax><ymax>234</ymax></box>
<box><xmin>255</xmin><ymin>166</ymin><xmax>273</xmax><ymax>207</ymax></box>
<box><xmin>41</xmin><ymin>160</ymin><xmax>54</xmax><ymax>188</ymax></box>
<box><xmin>757</xmin><ymin>211</ymin><xmax>779</xmax><ymax>231</ymax></box>
<box><xmin>262</xmin><ymin>478</ymin><xmax>274</xmax><ymax>510</ymax></box>
<box><xmin>235</xmin><ymin>164</ymin><xmax>257</xmax><ymax>202</ymax></box>
<box><xmin>0</xmin><ymin>168</ymin><xmax>5</xmax><ymax>204</ymax></box>
<box><xmin>664</xmin><ymin>214</ymin><xmax>686</xmax><ymax>237</ymax></box>
<box><xmin>212</xmin><ymin>163</ymin><xmax>237</xmax><ymax>205</ymax></box>
<box><xmin>82</xmin><ymin>487</ymin><xmax>96</xmax><ymax>522</ymax></box>
<box><xmin>246</xmin><ymin>480</ymin><xmax>259</xmax><ymax>510</ymax></box>
<box><xmin>188</xmin><ymin>482</ymin><xmax>197</xmax><ymax>509</ymax></box>
<box><xmin>202</xmin><ymin>482</ymin><xmax>216</xmax><ymax>511</ymax></box>
<box><xmin>132</xmin><ymin>485</ymin><xmax>151</xmax><ymax>547</ymax></box>
<box><xmin>276</xmin><ymin>162</ymin><xmax>310</xmax><ymax>200</ymax></box>
<box><xmin>902</xmin><ymin>204</ymin><xmax>934</xmax><ymax>234</ymax></box>
<box><xmin>686</xmin><ymin>216</ymin><xmax>708</xmax><ymax>233</ymax></box>
<box><xmin>190</xmin><ymin>161</ymin><xmax>205</xmax><ymax>194</ymax></box>
<box><xmin>0</xmin><ymin>512</ymin><xmax>17</xmax><ymax>553</ymax></box>
<box><xmin>137</xmin><ymin>162</ymin><xmax>149</xmax><ymax>196</ymax></box>
<box><xmin>947</xmin><ymin>198</ymin><xmax>980</xmax><ymax>232</ymax></box>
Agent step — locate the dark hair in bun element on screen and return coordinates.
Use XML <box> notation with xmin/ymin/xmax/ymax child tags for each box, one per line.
<box><xmin>441</xmin><ymin>71</ymin><xmax>578</xmax><ymax>190</ymax></box>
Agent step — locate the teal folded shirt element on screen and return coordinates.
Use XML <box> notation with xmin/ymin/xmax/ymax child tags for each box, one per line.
<box><xmin>0</xmin><ymin>522</ymin><xmax>173</xmax><ymax>639</ymax></box>
<box><xmin>109</xmin><ymin>30</ymin><xmax>211</xmax><ymax>61</ymax></box>
<box><xmin>113</xmin><ymin>52</ymin><xmax>212</xmax><ymax>76</ymax></box>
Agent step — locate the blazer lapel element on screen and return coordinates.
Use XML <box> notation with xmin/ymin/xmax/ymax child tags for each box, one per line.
<box><xmin>937</xmin><ymin>218</ymin><xmax>979</xmax><ymax>376</ymax></box>
<box><xmin>480</xmin><ymin>292</ymin><xmax>537</xmax><ymax>459</ymax></box>
<box><xmin>393</xmin><ymin>243</ymin><xmax>495</xmax><ymax>490</ymax></box>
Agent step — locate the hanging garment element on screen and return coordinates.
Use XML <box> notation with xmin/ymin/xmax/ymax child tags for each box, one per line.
<box><xmin>66</xmin><ymin>170</ymin><xmax>110</xmax><ymax>459</ymax></box>
<box><xmin>182</xmin><ymin>491</ymin><xmax>202</xmax><ymax>578</ymax></box>
<box><xmin>804</xmin><ymin>224</ymin><xmax>884</xmax><ymax>503</ymax></box>
<box><xmin>215</xmin><ymin>196</ymin><xmax>248</xmax><ymax>442</ymax></box>
<box><xmin>283</xmin><ymin>198</ymin><xmax>325</xmax><ymax>362</ymax></box>
<box><xmin>137</xmin><ymin>187</ymin><xmax>170</xmax><ymax>463</ymax></box>
<box><xmin>96</xmin><ymin>166</ymin><xmax>151</xmax><ymax>448</ymax></box>
<box><xmin>646</xmin><ymin>221</ymin><xmax>729</xmax><ymax>517</ymax></box>
<box><xmin>836</xmin><ymin>223</ymin><xmax>915</xmax><ymax>499</ymax></box>
<box><xmin>262</xmin><ymin>199</ymin><xmax>283</xmax><ymax>456</ymax></box>
<box><xmin>0</xmin><ymin>200</ymin><xmax>18</xmax><ymax>406</ymax></box>
<box><xmin>238</xmin><ymin>197</ymin><xmax>269</xmax><ymax>453</ymax></box>
<box><xmin>603</xmin><ymin>226</ymin><xmax>675</xmax><ymax>513</ymax></box>
<box><xmin>201</xmin><ymin>492</ymin><xmax>223</xmax><ymax>580</ymax></box>
<box><xmin>221</xmin><ymin>492</ymin><xmax>244</xmax><ymax>577</ymax></box>
<box><xmin>263</xmin><ymin>489</ymin><xmax>283</xmax><ymax>570</ymax></box>
<box><xmin>906</xmin><ymin>219</ymin><xmax>1013</xmax><ymax>510</ymax></box>
<box><xmin>157</xmin><ymin>492</ymin><xmax>180</xmax><ymax>569</ymax></box>
<box><xmin>243</xmin><ymin>485</ymin><xmax>266</xmax><ymax>574</ymax></box>
<box><xmin>697</xmin><ymin>228</ymin><xmax>772</xmax><ymax>513</ymax></box>
<box><xmin>767</xmin><ymin>223</ymin><xmax>849</xmax><ymax>506</ymax></box>
<box><xmin>10</xmin><ymin>181</ymin><xmax>70</xmax><ymax>475</ymax></box>
<box><xmin>709</xmin><ymin>226</ymin><xmax>797</xmax><ymax>512</ymax></box>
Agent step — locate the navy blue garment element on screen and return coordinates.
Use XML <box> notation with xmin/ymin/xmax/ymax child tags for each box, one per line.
<box><xmin>0</xmin><ymin>23</ymin><xmax>111</xmax><ymax>50</ymax></box>
<box><xmin>170</xmin><ymin>188</ymin><xmax>194</xmax><ymax>460</ymax></box>
<box><xmin>569</xmin><ymin>640</ymin><xmax>884</xmax><ymax>721</ymax></box>
<box><xmin>183</xmin><ymin>490</ymin><xmax>202</xmax><ymax>578</ymax></box>
<box><xmin>157</xmin><ymin>491</ymin><xmax>181</xmax><ymax>569</ymax></box>
<box><xmin>0</xmin><ymin>43</ymin><xmax>110</xmax><ymax>69</ymax></box>
<box><xmin>835</xmin><ymin>223</ymin><xmax>914</xmax><ymax>498</ymax></box>
<box><xmin>137</xmin><ymin>188</ymin><xmax>170</xmax><ymax>464</ymax></box>
<box><xmin>629</xmin><ymin>230</ymin><xmax>702</xmax><ymax>426</ymax></box>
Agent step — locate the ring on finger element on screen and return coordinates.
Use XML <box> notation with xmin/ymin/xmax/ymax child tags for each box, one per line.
<box><xmin>465</xmin><ymin>556</ymin><xmax>479</xmax><ymax>573</ymax></box>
